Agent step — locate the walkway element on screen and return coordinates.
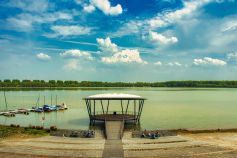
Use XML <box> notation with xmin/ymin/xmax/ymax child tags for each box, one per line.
<box><xmin>102</xmin><ymin>121</ymin><xmax>124</xmax><ymax>158</ymax></box>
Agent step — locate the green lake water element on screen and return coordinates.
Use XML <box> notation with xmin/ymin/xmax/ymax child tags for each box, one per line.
<box><xmin>0</xmin><ymin>88</ymin><xmax>237</xmax><ymax>130</ymax></box>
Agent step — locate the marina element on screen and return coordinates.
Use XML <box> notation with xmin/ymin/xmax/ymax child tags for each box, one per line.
<box><xmin>0</xmin><ymin>91</ymin><xmax>68</xmax><ymax>117</ymax></box>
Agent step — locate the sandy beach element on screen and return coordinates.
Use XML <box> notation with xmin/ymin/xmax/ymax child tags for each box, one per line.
<box><xmin>1</xmin><ymin>130</ymin><xmax>237</xmax><ymax>158</ymax></box>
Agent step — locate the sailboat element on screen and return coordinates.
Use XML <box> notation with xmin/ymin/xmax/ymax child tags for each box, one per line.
<box><xmin>33</xmin><ymin>95</ymin><xmax>44</xmax><ymax>113</ymax></box>
<box><xmin>0</xmin><ymin>91</ymin><xmax>15</xmax><ymax>117</ymax></box>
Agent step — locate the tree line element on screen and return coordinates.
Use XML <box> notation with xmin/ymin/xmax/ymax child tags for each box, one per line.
<box><xmin>1</xmin><ymin>80</ymin><xmax>237</xmax><ymax>88</ymax></box>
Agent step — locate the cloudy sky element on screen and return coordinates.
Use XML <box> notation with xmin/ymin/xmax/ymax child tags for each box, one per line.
<box><xmin>0</xmin><ymin>0</ymin><xmax>237</xmax><ymax>81</ymax></box>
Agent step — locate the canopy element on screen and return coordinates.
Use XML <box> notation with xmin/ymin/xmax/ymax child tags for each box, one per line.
<box><xmin>84</xmin><ymin>93</ymin><xmax>146</xmax><ymax>100</ymax></box>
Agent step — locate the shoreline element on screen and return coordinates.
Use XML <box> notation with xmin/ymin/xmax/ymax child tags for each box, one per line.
<box><xmin>1</xmin><ymin>87</ymin><xmax>237</xmax><ymax>89</ymax></box>
<box><xmin>159</xmin><ymin>128</ymin><xmax>237</xmax><ymax>134</ymax></box>
<box><xmin>2</xmin><ymin>124</ymin><xmax>237</xmax><ymax>139</ymax></box>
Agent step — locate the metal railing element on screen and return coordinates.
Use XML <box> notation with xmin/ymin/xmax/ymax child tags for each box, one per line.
<box><xmin>95</xmin><ymin>111</ymin><xmax>137</xmax><ymax>115</ymax></box>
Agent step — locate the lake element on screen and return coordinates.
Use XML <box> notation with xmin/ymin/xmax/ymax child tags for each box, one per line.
<box><xmin>0</xmin><ymin>88</ymin><xmax>237</xmax><ymax>130</ymax></box>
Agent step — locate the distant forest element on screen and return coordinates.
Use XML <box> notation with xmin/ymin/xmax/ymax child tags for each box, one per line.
<box><xmin>1</xmin><ymin>80</ymin><xmax>237</xmax><ymax>88</ymax></box>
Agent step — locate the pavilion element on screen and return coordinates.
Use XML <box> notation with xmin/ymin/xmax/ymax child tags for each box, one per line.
<box><xmin>84</xmin><ymin>93</ymin><xmax>146</xmax><ymax>125</ymax></box>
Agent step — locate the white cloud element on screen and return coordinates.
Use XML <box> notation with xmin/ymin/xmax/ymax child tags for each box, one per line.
<box><xmin>7</xmin><ymin>16</ymin><xmax>33</xmax><ymax>31</ymax></box>
<box><xmin>36</xmin><ymin>53</ymin><xmax>51</xmax><ymax>61</ymax></box>
<box><xmin>64</xmin><ymin>60</ymin><xmax>79</xmax><ymax>71</ymax></box>
<box><xmin>6</xmin><ymin>12</ymin><xmax>72</xmax><ymax>32</ymax></box>
<box><xmin>101</xmin><ymin>49</ymin><xmax>147</xmax><ymax>64</ymax></box>
<box><xmin>148</xmin><ymin>18</ymin><xmax>168</xmax><ymax>28</ymax></box>
<box><xmin>165</xmin><ymin>1</ymin><xmax>208</xmax><ymax>20</ymax></box>
<box><xmin>167</xmin><ymin>62</ymin><xmax>182</xmax><ymax>67</ymax></box>
<box><xmin>60</xmin><ymin>49</ymin><xmax>93</xmax><ymax>60</ymax></box>
<box><xmin>96</xmin><ymin>37</ymin><xmax>118</xmax><ymax>53</ymax></box>
<box><xmin>222</xmin><ymin>20</ymin><xmax>237</xmax><ymax>32</ymax></box>
<box><xmin>49</xmin><ymin>25</ymin><xmax>91</xmax><ymax>37</ymax></box>
<box><xmin>97</xmin><ymin>37</ymin><xmax>147</xmax><ymax>64</ymax></box>
<box><xmin>83</xmin><ymin>0</ymin><xmax>123</xmax><ymax>16</ymax></box>
<box><xmin>148</xmin><ymin>0</ymin><xmax>211</xmax><ymax>29</ymax></box>
<box><xmin>7</xmin><ymin>0</ymin><xmax>49</xmax><ymax>13</ymax></box>
<box><xmin>154</xmin><ymin>61</ymin><xmax>162</xmax><ymax>66</ymax></box>
<box><xmin>74</xmin><ymin>0</ymin><xmax>84</xmax><ymax>5</ymax></box>
<box><xmin>113</xmin><ymin>0</ymin><xmax>212</xmax><ymax>37</ymax></box>
<box><xmin>193</xmin><ymin>57</ymin><xmax>227</xmax><ymax>66</ymax></box>
<box><xmin>227</xmin><ymin>52</ymin><xmax>237</xmax><ymax>61</ymax></box>
<box><xmin>49</xmin><ymin>12</ymin><xmax>72</xmax><ymax>21</ymax></box>
<box><xmin>216</xmin><ymin>0</ymin><xmax>235</xmax><ymax>3</ymax></box>
<box><xmin>111</xmin><ymin>21</ymin><xmax>142</xmax><ymax>37</ymax></box>
<box><xmin>83</xmin><ymin>5</ymin><xmax>96</xmax><ymax>13</ymax></box>
<box><xmin>92</xmin><ymin>0</ymin><xmax>123</xmax><ymax>16</ymax></box>
<box><xmin>148</xmin><ymin>31</ymin><xmax>178</xmax><ymax>44</ymax></box>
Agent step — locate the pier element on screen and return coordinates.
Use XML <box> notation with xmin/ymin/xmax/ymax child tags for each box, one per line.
<box><xmin>103</xmin><ymin>120</ymin><xmax>124</xmax><ymax>158</ymax></box>
<box><xmin>84</xmin><ymin>93</ymin><xmax>146</xmax><ymax>158</ymax></box>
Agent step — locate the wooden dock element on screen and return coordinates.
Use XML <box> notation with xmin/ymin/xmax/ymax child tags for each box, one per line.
<box><xmin>102</xmin><ymin>121</ymin><xmax>124</xmax><ymax>158</ymax></box>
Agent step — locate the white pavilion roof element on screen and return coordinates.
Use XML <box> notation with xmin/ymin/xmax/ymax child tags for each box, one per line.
<box><xmin>85</xmin><ymin>93</ymin><xmax>145</xmax><ymax>100</ymax></box>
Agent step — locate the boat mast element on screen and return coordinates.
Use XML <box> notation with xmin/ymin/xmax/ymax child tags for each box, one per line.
<box><xmin>3</xmin><ymin>91</ymin><xmax>8</xmax><ymax>111</ymax></box>
<box><xmin>56</xmin><ymin>95</ymin><xmax>57</xmax><ymax>105</ymax></box>
<box><xmin>51</xmin><ymin>94</ymin><xmax>52</xmax><ymax>106</ymax></box>
<box><xmin>44</xmin><ymin>96</ymin><xmax>45</xmax><ymax>105</ymax></box>
<box><xmin>35</xmin><ymin>95</ymin><xmax>40</xmax><ymax>108</ymax></box>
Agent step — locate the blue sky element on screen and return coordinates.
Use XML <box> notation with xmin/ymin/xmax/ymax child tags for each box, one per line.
<box><xmin>0</xmin><ymin>0</ymin><xmax>237</xmax><ymax>82</ymax></box>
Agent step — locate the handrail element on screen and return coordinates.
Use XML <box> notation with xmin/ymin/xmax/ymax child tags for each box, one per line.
<box><xmin>95</xmin><ymin>111</ymin><xmax>137</xmax><ymax>115</ymax></box>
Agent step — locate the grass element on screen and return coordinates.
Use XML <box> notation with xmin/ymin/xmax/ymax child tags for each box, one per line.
<box><xmin>0</xmin><ymin>125</ymin><xmax>49</xmax><ymax>139</ymax></box>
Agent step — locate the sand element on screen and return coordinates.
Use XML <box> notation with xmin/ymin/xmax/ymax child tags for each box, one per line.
<box><xmin>1</xmin><ymin>130</ymin><xmax>237</xmax><ymax>158</ymax></box>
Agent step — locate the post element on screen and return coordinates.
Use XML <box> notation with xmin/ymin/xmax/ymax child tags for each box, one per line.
<box><xmin>125</xmin><ymin>100</ymin><xmax>129</xmax><ymax>114</ymax></box>
<box><xmin>137</xmin><ymin>100</ymin><xmax>144</xmax><ymax>123</ymax></box>
<box><xmin>100</xmin><ymin>100</ymin><xmax>105</xmax><ymax>114</ymax></box>
<box><xmin>137</xmin><ymin>100</ymin><xmax>142</xmax><ymax>123</ymax></box>
<box><xmin>85</xmin><ymin>99</ymin><xmax>90</xmax><ymax>119</ymax></box>
<box><xmin>120</xmin><ymin>100</ymin><xmax>124</xmax><ymax>114</ymax></box>
<box><xmin>106</xmin><ymin>100</ymin><xmax>109</xmax><ymax>114</ymax></box>
<box><xmin>134</xmin><ymin>100</ymin><xmax>136</xmax><ymax>124</ymax></box>
<box><xmin>93</xmin><ymin>100</ymin><xmax>95</xmax><ymax>116</ymax></box>
<box><xmin>93</xmin><ymin>100</ymin><xmax>95</xmax><ymax>125</ymax></box>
